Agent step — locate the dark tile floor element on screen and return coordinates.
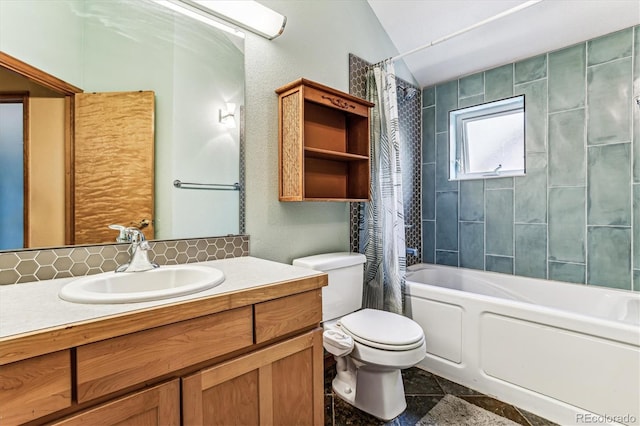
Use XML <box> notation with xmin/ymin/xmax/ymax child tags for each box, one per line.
<box><xmin>324</xmin><ymin>366</ymin><xmax>558</xmax><ymax>426</ymax></box>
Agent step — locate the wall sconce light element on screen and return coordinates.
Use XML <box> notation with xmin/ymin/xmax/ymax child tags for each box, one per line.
<box><xmin>154</xmin><ymin>0</ymin><xmax>286</xmax><ymax>40</ymax></box>
<box><xmin>219</xmin><ymin>102</ymin><xmax>236</xmax><ymax>128</ymax></box>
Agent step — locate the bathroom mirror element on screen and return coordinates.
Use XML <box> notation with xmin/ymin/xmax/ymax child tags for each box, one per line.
<box><xmin>0</xmin><ymin>0</ymin><xmax>244</xmax><ymax>251</ymax></box>
<box><xmin>449</xmin><ymin>95</ymin><xmax>525</xmax><ymax>181</ymax></box>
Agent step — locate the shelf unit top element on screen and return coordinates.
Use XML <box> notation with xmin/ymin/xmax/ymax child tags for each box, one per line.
<box><xmin>275</xmin><ymin>78</ymin><xmax>374</xmax><ymax>108</ymax></box>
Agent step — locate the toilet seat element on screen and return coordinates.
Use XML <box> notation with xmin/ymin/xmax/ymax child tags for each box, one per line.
<box><xmin>350</xmin><ymin>338</ymin><xmax>427</xmax><ymax>369</ymax></box>
<box><xmin>338</xmin><ymin>309</ymin><xmax>425</xmax><ymax>351</ymax></box>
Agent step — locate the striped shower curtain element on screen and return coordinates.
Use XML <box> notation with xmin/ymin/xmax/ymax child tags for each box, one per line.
<box><xmin>361</xmin><ymin>60</ymin><xmax>407</xmax><ymax>314</ymax></box>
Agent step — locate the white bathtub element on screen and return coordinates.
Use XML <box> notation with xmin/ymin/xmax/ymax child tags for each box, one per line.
<box><xmin>405</xmin><ymin>264</ymin><xmax>640</xmax><ymax>426</ymax></box>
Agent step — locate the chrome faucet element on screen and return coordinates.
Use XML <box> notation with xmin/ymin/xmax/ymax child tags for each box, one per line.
<box><xmin>115</xmin><ymin>227</ymin><xmax>159</xmax><ymax>273</ymax></box>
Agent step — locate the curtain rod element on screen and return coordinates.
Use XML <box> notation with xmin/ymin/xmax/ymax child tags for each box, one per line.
<box><xmin>389</xmin><ymin>0</ymin><xmax>543</xmax><ymax>63</ymax></box>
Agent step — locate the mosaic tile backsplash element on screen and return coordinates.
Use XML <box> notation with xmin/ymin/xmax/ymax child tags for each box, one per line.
<box><xmin>422</xmin><ymin>26</ymin><xmax>639</xmax><ymax>291</ymax></box>
<box><xmin>0</xmin><ymin>235</ymin><xmax>249</xmax><ymax>285</ymax></box>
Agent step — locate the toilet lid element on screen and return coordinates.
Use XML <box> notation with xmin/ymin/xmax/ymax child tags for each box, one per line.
<box><xmin>338</xmin><ymin>309</ymin><xmax>425</xmax><ymax>351</ymax></box>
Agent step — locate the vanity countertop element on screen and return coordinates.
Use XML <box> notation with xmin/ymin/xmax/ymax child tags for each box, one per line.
<box><xmin>0</xmin><ymin>256</ymin><xmax>325</xmax><ymax>365</ymax></box>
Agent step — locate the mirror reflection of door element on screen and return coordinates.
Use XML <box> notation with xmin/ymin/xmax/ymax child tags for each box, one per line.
<box><xmin>73</xmin><ymin>91</ymin><xmax>155</xmax><ymax>244</ymax></box>
<box><xmin>0</xmin><ymin>95</ymin><xmax>26</xmax><ymax>250</ymax></box>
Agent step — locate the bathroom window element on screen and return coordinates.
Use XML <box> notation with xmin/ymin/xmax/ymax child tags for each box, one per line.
<box><xmin>449</xmin><ymin>95</ymin><xmax>525</xmax><ymax>180</ymax></box>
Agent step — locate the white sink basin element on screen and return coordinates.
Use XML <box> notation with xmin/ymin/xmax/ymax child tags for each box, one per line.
<box><xmin>59</xmin><ymin>265</ymin><xmax>225</xmax><ymax>304</ymax></box>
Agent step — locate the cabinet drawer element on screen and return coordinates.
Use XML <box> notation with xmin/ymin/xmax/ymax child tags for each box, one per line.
<box><xmin>304</xmin><ymin>86</ymin><xmax>369</xmax><ymax>117</ymax></box>
<box><xmin>0</xmin><ymin>350</ymin><xmax>71</xmax><ymax>425</ymax></box>
<box><xmin>255</xmin><ymin>290</ymin><xmax>322</xmax><ymax>344</ymax></box>
<box><xmin>76</xmin><ymin>306</ymin><xmax>253</xmax><ymax>403</ymax></box>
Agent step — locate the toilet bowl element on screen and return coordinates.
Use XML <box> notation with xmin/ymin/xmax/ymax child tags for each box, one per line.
<box><xmin>292</xmin><ymin>253</ymin><xmax>426</xmax><ymax>421</ymax></box>
<box><xmin>325</xmin><ymin>309</ymin><xmax>426</xmax><ymax>420</ymax></box>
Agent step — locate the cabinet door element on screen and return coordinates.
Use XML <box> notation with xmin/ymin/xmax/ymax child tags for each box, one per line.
<box><xmin>51</xmin><ymin>380</ymin><xmax>179</xmax><ymax>426</ymax></box>
<box><xmin>0</xmin><ymin>350</ymin><xmax>71</xmax><ymax>425</ymax></box>
<box><xmin>183</xmin><ymin>329</ymin><xmax>324</xmax><ymax>426</ymax></box>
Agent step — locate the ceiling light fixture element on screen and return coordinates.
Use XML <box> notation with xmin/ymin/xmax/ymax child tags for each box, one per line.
<box><xmin>153</xmin><ymin>0</ymin><xmax>244</xmax><ymax>37</ymax></box>
<box><xmin>154</xmin><ymin>0</ymin><xmax>286</xmax><ymax>40</ymax></box>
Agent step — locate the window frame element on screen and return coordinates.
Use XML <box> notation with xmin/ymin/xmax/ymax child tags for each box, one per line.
<box><xmin>449</xmin><ymin>95</ymin><xmax>526</xmax><ymax>181</ymax></box>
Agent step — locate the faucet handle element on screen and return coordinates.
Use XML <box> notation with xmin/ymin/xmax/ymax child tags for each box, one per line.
<box><xmin>109</xmin><ymin>224</ymin><xmax>130</xmax><ymax>243</ymax></box>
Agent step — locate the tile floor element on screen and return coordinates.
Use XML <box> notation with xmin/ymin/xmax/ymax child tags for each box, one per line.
<box><xmin>324</xmin><ymin>366</ymin><xmax>558</xmax><ymax>426</ymax></box>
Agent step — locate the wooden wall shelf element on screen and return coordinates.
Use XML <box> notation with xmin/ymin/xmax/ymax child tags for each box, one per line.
<box><xmin>276</xmin><ymin>78</ymin><xmax>373</xmax><ymax>202</ymax></box>
<box><xmin>304</xmin><ymin>147</ymin><xmax>368</xmax><ymax>162</ymax></box>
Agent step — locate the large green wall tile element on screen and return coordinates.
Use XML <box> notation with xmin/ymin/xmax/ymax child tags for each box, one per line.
<box><xmin>634</xmin><ymin>27</ymin><xmax>639</xmax><ymax>183</ymax></box>
<box><xmin>423</xmin><ymin>86</ymin><xmax>435</xmax><ymax>108</ymax></box>
<box><xmin>436</xmin><ymin>191</ymin><xmax>458</xmax><ymax>251</ymax></box>
<box><xmin>459</xmin><ymin>222</ymin><xmax>484</xmax><ymax>270</ymax></box>
<box><xmin>548</xmin><ymin>109</ymin><xmax>586</xmax><ymax>187</ymax></box>
<box><xmin>422</xmin><ymin>164</ymin><xmax>435</xmax><ymax>220</ymax></box>
<box><xmin>515</xmin><ymin>153</ymin><xmax>547</xmax><ymax>223</ymax></box>
<box><xmin>548</xmin><ymin>44</ymin><xmax>585</xmax><ymax>112</ymax></box>
<box><xmin>436</xmin><ymin>250</ymin><xmax>458</xmax><ymax>267</ymax></box>
<box><xmin>587</xmin><ymin>143</ymin><xmax>631</xmax><ymax>226</ymax></box>
<box><xmin>515</xmin><ymin>224</ymin><xmax>547</xmax><ymax>279</ymax></box>
<box><xmin>422</xmin><ymin>106</ymin><xmax>435</xmax><ymax>163</ymax></box>
<box><xmin>459</xmin><ymin>73</ymin><xmax>484</xmax><ymax>98</ymax></box>
<box><xmin>435</xmin><ymin>81</ymin><xmax>458</xmax><ymax>133</ymax></box>
<box><xmin>485</xmin><ymin>177</ymin><xmax>513</xmax><ymax>189</ymax></box>
<box><xmin>587</xmin><ymin>226</ymin><xmax>632</xmax><ymax>290</ymax></box>
<box><xmin>634</xmin><ymin>184</ymin><xmax>640</xmax><ymax>268</ymax></box>
<box><xmin>436</xmin><ymin>132</ymin><xmax>457</xmax><ymax>191</ymax></box>
<box><xmin>587</xmin><ymin>58</ymin><xmax>632</xmax><ymax>145</ymax></box>
<box><xmin>549</xmin><ymin>187</ymin><xmax>585</xmax><ymax>263</ymax></box>
<box><xmin>486</xmin><ymin>255</ymin><xmax>513</xmax><ymax>274</ymax></box>
<box><xmin>587</xmin><ymin>27</ymin><xmax>633</xmax><ymax>66</ymax></box>
<box><xmin>515</xmin><ymin>54</ymin><xmax>547</xmax><ymax>84</ymax></box>
<box><xmin>486</xmin><ymin>189</ymin><xmax>513</xmax><ymax>256</ymax></box>
<box><xmin>459</xmin><ymin>180</ymin><xmax>484</xmax><ymax>221</ymax></box>
<box><xmin>422</xmin><ymin>220</ymin><xmax>435</xmax><ymax>264</ymax></box>
<box><xmin>458</xmin><ymin>94</ymin><xmax>484</xmax><ymax>108</ymax></box>
<box><xmin>485</xmin><ymin>64</ymin><xmax>513</xmax><ymax>102</ymax></box>
<box><xmin>549</xmin><ymin>262</ymin><xmax>585</xmax><ymax>284</ymax></box>
<box><xmin>516</xmin><ymin>80</ymin><xmax>547</xmax><ymax>153</ymax></box>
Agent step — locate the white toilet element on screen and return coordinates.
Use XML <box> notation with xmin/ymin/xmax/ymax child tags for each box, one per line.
<box><xmin>292</xmin><ymin>252</ymin><xmax>426</xmax><ymax>421</ymax></box>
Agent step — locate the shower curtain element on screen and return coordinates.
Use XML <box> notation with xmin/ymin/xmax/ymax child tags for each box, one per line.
<box><xmin>361</xmin><ymin>60</ymin><xmax>407</xmax><ymax>314</ymax></box>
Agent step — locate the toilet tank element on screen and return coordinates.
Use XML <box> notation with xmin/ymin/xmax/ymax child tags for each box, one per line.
<box><xmin>293</xmin><ymin>252</ymin><xmax>366</xmax><ymax>322</ymax></box>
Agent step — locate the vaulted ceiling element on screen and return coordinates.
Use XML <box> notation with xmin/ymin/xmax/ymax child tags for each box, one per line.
<box><xmin>367</xmin><ymin>0</ymin><xmax>640</xmax><ymax>87</ymax></box>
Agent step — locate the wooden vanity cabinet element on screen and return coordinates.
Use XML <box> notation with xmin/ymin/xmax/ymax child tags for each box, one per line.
<box><xmin>276</xmin><ymin>78</ymin><xmax>373</xmax><ymax>202</ymax></box>
<box><xmin>1</xmin><ymin>285</ymin><xmax>325</xmax><ymax>426</ymax></box>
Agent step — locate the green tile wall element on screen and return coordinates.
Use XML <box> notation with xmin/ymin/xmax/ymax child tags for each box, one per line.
<box><xmin>421</xmin><ymin>26</ymin><xmax>638</xmax><ymax>291</ymax></box>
